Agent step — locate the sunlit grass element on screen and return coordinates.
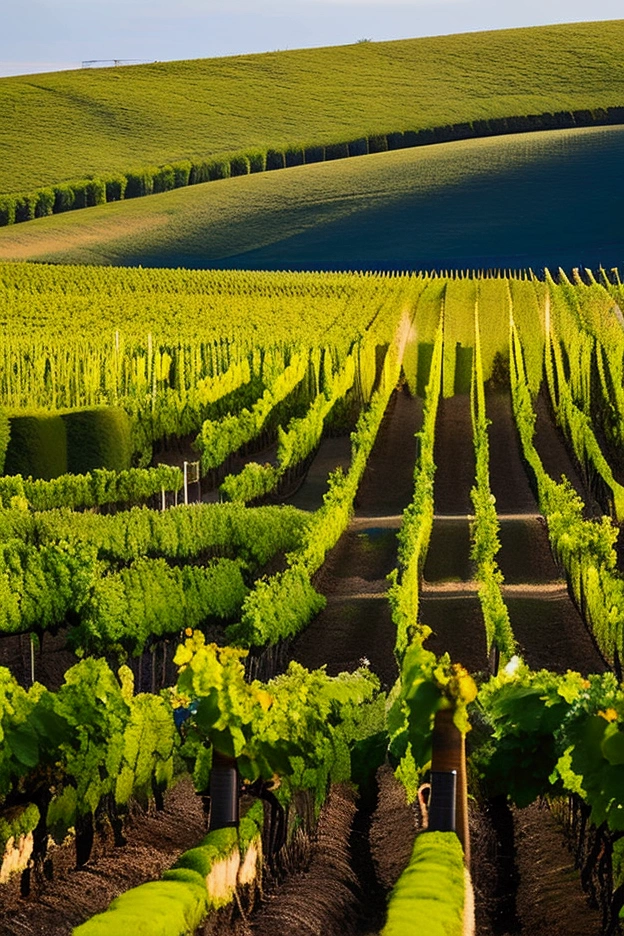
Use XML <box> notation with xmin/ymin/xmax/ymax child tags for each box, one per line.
<box><xmin>1</xmin><ymin>20</ymin><xmax>624</xmax><ymax>194</ymax></box>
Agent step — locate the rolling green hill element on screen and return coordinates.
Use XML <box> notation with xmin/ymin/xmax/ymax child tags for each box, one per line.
<box><xmin>1</xmin><ymin>20</ymin><xmax>624</xmax><ymax>197</ymax></box>
<box><xmin>1</xmin><ymin>125</ymin><xmax>623</xmax><ymax>273</ymax></box>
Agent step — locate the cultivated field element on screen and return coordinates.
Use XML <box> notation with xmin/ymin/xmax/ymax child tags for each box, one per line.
<box><xmin>0</xmin><ymin>265</ymin><xmax>623</xmax><ymax>934</ymax></box>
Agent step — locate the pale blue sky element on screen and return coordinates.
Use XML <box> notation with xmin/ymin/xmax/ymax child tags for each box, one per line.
<box><xmin>1</xmin><ymin>0</ymin><xmax>622</xmax><ymax>77</ymax></box>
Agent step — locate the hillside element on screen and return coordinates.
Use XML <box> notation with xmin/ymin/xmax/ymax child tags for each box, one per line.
<box><xmin>1</xmin><ymin>125</ymin><xmax>622</xmax><ymax>272</ymax></box>
<box><xmin>1</xmin><ymin>19</ymin><xmax>624</xmax><ymax>195</ymax></box>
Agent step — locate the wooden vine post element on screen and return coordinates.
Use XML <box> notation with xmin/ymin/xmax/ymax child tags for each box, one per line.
<box><xmin>430</xmin><ymin>707</ymin><xmax>470</xmax><ymax>866</ymax></box>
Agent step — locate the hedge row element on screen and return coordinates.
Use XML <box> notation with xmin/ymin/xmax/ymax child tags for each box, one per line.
<box><xmin>72</xmin><ymin>816</ymin><xmax>262</xmax><ymax>936</ymax></box>
<box><xmin>2</xmin><ymin>106</ymin><xmax>623</xmax><ymax>227</ymax></box>
<box><xmin>0</xmin><ymin>410</ymin><xmax>9</xmax><ymax>475</ymax></box>
<box><xmin>382</xmin><ymin>831</ymin><xmax>466</xmax><ymax>936</ymax></box>
<box><xmin>4</xmin><ymin>408</ymin><xmax>133</xmax><ymax>480</ymax></box>
<box><xmin>0</xmin><ymin>464</ymin><xmax>182</xmax><ymax>511</ymax></box>
<box><xmin>470</xmin><ymin>306</ymin><xmax>516</xmax><ymax>663</ymax></box>
<box><xmin>388</xmin><ymin>320</ymin><xmax>443</xmax><ymax>661</ymax></box>
<box><xmin>226</xmin><ymin>327</ymin><xmax>405</xmax><ymax>648</ymax></box>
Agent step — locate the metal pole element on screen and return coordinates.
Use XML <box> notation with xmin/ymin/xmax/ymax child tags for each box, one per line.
<box><xmin>183</xmin><ymin>461</ymin><xmax>189</xmax><ymax>505</ymax></box>
<box><xmin>208</xmin><ymin>751</ymin><xmax>239</xmax><ymax>830</ymax></box>
<box><xmin>428</xmin><ymin>770</ymin><xmax>457</xmax><ymax>832</ymax></box>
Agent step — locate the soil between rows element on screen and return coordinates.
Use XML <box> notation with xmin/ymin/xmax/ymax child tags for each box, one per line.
<box><xmin>1</xmin><ymin>778</ymin><xmax>206</xmax><ymax>936</ymax></box>
<box><xmin>292</xmin><ymin>385</ymin><xmax>423</xmax><ymax>691</ymax></box>
<box><xmin>292</xmin><ymin>385</ymin><xmax>608</xmax><ymax>935</ymax></box>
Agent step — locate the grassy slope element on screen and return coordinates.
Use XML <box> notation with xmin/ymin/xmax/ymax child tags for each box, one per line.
<box><xmin>1</xmin><ymin>125</ymin><xmax>623</xmax><ymax>272</ymax></box>
<box><xmin>2</xmin><ymin>20</ymin><xmax>624</xmax><ymax>194</ymax></box>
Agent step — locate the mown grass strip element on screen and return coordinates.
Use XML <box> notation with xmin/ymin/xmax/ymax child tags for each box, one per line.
<box><xmin>382</xmin><ymin>831</ymin><xmax>466</xmax><ymax>936</ymax></box>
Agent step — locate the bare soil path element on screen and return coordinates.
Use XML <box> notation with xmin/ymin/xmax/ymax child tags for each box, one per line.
<box><xmin>291</xmin><ymin>385</ymin><xmax>423</xmax><ymax>692</ymax></box>
<box><xmin>416</xmin><ymin>388</ymin><xmax>606</xmax><ymax>935</ymax></box>
<box><xmin>482</xmin><ymin>391</ymin><xmax>606</xmax><ymax>936</ymax></box>
<box><xmin>1</xmin><ymin>778</ymin><xmax>206</xmax><ymax>936</ymax></box>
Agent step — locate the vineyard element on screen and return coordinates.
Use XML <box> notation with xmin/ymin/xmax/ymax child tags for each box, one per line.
<box><xmin>0</xmin><ymin>263</ymin><xmax>622</xmax><ymax>935</ymax></box>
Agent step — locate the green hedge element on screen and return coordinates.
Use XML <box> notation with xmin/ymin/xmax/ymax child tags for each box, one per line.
<box><xmin>229</xmin><ymin>154</ymin><xmax>250</xmax><ymax>177</ymax></box>
<box><xmin>0</xmin><ymin>464</ymin><xmax>183</xmax><ymax>511</ymax></box>
<box><xmin>0</xmin><ymin>195</ymin><xmax>16</xmax><ymax>225</ymax></box>
<box><xmin>248</xmin><ymin>150</ymin><xmax>266</xmax><ymax>173</ymax></box>
<box><xmin>4</xmin><ymin>413</ymin><xmax>67</xmax><ymax>480</ymax></box>
<box><xmin>348</xmin><ymin>137</ymin><xmax>368</xmax><ymax>157</ymax></box>
<box><xmin>382</xmin><ymin>832</ymin><xmax>465</xmax><ymax>936</ymax></box>
<box><xmin>0</xmin><ymin>409</ymin><xmax>9</xmax><ymax>474</ymax></box>
<box><xmin>172</xmin><ymin>160</ymin><xmax>192</xmax><ymax>187</ymax></box>
<box><xmin>285</xmin><ymin>145</ymin><xmax>304</xmax><ymax>167</ymax></box>
<box><xmin>104</xmin><ymin>174</ymin><xmax>127</xmax><ymax>201</ymax></box>
<box><xmin>266</xmin><ymin>148</ymin><xmax>285</xmax><ymax>171</ymax></box>
<box><xmin>189</xmin><ymin>158</ymin><xmax>231</xmax><ymax>184</ymax></box>
<box><xmin>14</xmin><ymin>194</ymin><xmax>36</xmax><ymax>223</ymax></box>
<box><xmin>72</xmin><ymin>813</ymin><xmax>262</xmax><ymax>936</ymax></box>
<box><xmin>325</xmin><ymin>141</ymin><xmax>349</xmax><ymax>161</ymax></box>
<box><xmin>63</xmin><ymin>407</ymin><xmax>133</xmax><ymax>474</ymax></box>
<box><xmin>34</xmin><ymin>188</ymin><xmax>55</xmax><ymax>217</ymax></box>
<box><xmin>4</xmin><ymin>408</ymin><xmax>133</xmax><ymax>483</ymax></box>
<box><xmin>152</xmin><ymin>165</ymin><xmax>176</xmax><ymax>193</ymax></box>
<box><xmin>304</xmin><ymin>144</ymin><xmax>325</xmax><ymax>163</ymax></box>
<box><xmin>86</xmin><ymin>178</ymin><xmax>106</xmax><ymax>207</ymax></box>
<box><xmin>368</xmin><ymin>133</ymin><xmax>389</xmax><ymax>154</ymax></box>
<box><xmin>4</xmin><ymin>106</ymin><xmax>624</xmax><ymax>227</ymax></box>
<box><xmin>54</xmin><ymin>183</ymin><xmax>76</xmax><ymax>213</ymax></box>
<box><xmin>125</xmin><ymin>168</ymin><xmax>155</xmax><ymax>198</ymax></box>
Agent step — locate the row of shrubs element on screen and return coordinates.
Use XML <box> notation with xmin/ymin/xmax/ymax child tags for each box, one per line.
<box><xmin>3</xmin><ymin>407</ymin><xmax>133</xmax><ymax>479</ymax></box>
<box><xmin>0</xmin><ymin>410</ymin><xmax>8</xmax><ymax>475</ymax></box>
<box><xmin>2</xmin><ymin>106</ymin><xmax>623</xmax><ymax>227</ymax></box>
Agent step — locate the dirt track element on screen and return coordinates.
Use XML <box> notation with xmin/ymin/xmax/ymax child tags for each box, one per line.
<box><xmin>291</xmin><ymin>384</ymin><xmax>607</xmax><ymax>935</ymax></box>
<box><xmin>292</xmin><ymin>384</ymin><xmax>423</xmax><ymax>691</ymax></box>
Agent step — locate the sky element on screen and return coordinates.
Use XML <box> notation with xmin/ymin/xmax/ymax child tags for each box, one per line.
<box><xmin>0</xmin><ymin>0</ymin><xmax>623</xmax><ymax>78</ymax></box>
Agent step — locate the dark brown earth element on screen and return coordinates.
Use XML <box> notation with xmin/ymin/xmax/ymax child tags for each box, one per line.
<box><xmin>417</xmin><ymin>388</ymin><xmax>607</xmax><ymax>936</ymax></box>
<box><xmin>532</xmin><ymin>387</ymin><xmax>601</xmax><ymax>517</ymax></box>
<box><xmin>500</xmin><ymin>802</ymin><xmax>604</xmax><ymax>936</ymax></box>
<box><xmin>1</xmin><ymin>777</ymin><xmax>206</xmax><ymax>936</ymax></box>
<box><xmin>291</xmin><ymin>384</ymin><xmax>609</xmax><ymax>936</ymax></box>
<box><xmin>0</xmin><ymin>628</ymin><xmax>86</xmax><ymax>693</ymax></box>
<box><xmin>209</xmin><ymin>768</ymin><xmax>420</xmax><ymax>936</ymax></box>
<box><xmin>292</xmin><ymin>384</ymin><xmax>423</xmax><ymax>692</ymax></box>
